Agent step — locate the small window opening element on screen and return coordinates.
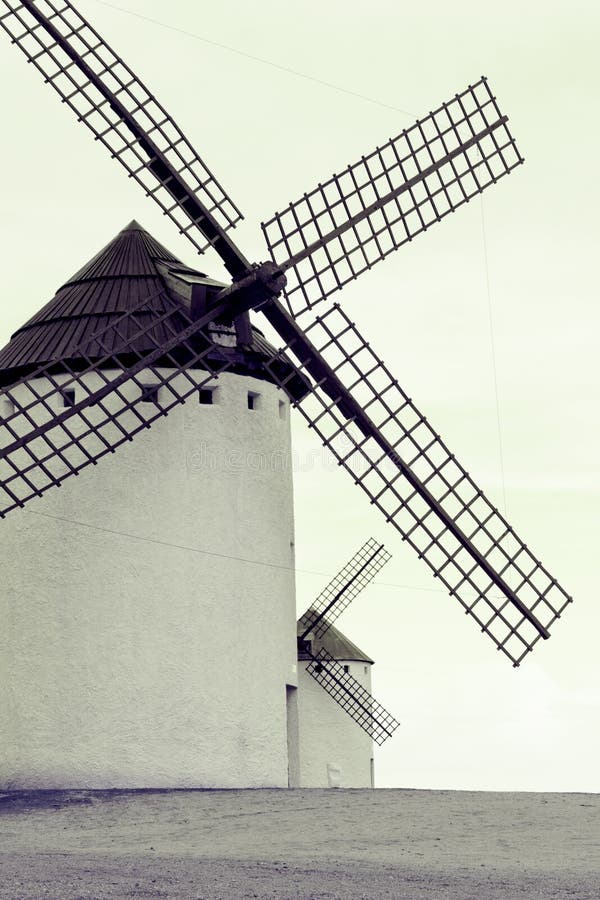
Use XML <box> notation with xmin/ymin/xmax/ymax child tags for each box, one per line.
<box><xmin>247</xmin><ymin>391</ymin><xmax>260</xmax><ymax>410</ymax></box>
<box><xmin>364</xmin><ymin>666</ymin><xmax>368</xmax><ymax>675</ymax></box>
<box><xmin>278</xmin><ymin>400</ymin><xmax>286</xmax><ymax>419</ymax></box>
<box><xmin>199</xmin><ymin>387</ymin><xmax>216</xmax><ymax>405</ymax></box>
<box><xmin>60</xmin><ymin>388</ymin><xmax>75</xmax><ymax>407</ymax></box>
<box><xmin>297</xmin><ymin>638</ymin><xmax>312</xmax><ymax>655</ymax></box>
<box><xmin>140</xmin><ymin>384</ymin><xmax>160</xmax><ymax>404</ymax></box>
<box><xmin>343</xmin><ymin>664</ymin><xmax>350</xmax><ymax>674</ymax></box>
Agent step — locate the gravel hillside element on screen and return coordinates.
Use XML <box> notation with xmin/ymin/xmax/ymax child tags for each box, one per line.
<box><xmin>0</xmin><ymin>788</ymin><xmax>598</xmax><ymax>898</ymax></box>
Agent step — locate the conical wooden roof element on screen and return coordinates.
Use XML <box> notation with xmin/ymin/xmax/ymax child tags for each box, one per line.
<box><xmin>65</xmin><ymin>219</ymin><xmax>180</xmax><ymax>282</ymax></box>
<box><xmin>297</xmin><ymin>612</ymin><xmax>374</xmax><ymax>664</ymax></box>
<box><xmin>0</xmin><ymin>222</ymin><xmax>192</xmax><ymax>381</ymax></box>
<box><xmin>0</xmin><ymin>222</ymin><xmax>306</xmax><ymax>394</ymax></box>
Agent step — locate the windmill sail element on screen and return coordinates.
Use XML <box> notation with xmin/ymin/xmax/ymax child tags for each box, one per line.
<box><xmin>262</xmin><ymin>77</ymin><xmax>522</xmax><ymax>317</ymax></box>
<box><xmin>0</xmin><ymin>291</ymin><xmax>232</xmax><ymax>514</ymax></box>
<box><xmin>0</xmin><ymin>0</ymin><xmax>246</xmax><ymax>271</ymax></box>
<box><xmin>261</xmin><ymin>299</ymin><xmax>572</xmax><ymax>667</ymax></box>
<box><xmin>299</xmin><ymin>537</ymin><xmax>391</xmax><ymax>640</ymax></box>
<box><xmin>305</xmin><ymin>649</ymin><xmax>399</xmax><ymax>745</ymax></box>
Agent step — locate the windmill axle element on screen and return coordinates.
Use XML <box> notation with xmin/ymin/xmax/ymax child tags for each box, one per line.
<box><xmin>212</xmin><ymin>261</ymin><xmax>287</xmax><ymax>321</ymax></box>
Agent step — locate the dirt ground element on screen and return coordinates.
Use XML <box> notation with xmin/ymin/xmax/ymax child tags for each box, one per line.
<box><xmin>0</xmin><ymin>788</ymin><xmax>598</xmax><ymax>899</ymax></box>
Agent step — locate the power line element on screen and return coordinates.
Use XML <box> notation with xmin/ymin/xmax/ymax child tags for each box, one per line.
<box><xmin>92</xmin><ymin>0</ymin><xmax>416</xmax><ymax>118</ymax></box>
<box><xmin>25</xmin><ymin>508</ymin><xmax>443</xmax><ymax>595</ymax></box>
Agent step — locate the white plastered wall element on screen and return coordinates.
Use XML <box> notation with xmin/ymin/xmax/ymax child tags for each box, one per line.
<box><xmin>297</xmin><ymin>659</ymin><xmax>374</xmax><ymax>788</ymax></box>
<box><xmin>0</xmin><ymin>369</ymin><xmax>298</xmax><ymax>789</ymax></box>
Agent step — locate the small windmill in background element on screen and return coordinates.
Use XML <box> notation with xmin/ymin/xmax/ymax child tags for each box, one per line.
<box><xmin>294</xmin><ymin>537</ymin><xmax>398</xmax><ymax>787</ymax></box>
<box><xmin>298</xmin><ymin>538</ymin><xmax>398</xmax><ymax>737</ymax></box>
<box><xmin>0</xmin><ymin>0</ymin><xmax>573</xmax><ymax>790</ymax></box>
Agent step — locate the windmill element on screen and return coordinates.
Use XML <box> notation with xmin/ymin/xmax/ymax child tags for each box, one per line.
<box><xmin>298</xmin><ymin>536</ymin><xmax>398</xmax><ymax>736</ymax></box>
<box><xmin>0</xmin><ymin>1</ymin><xmax>572</xmax><ymax>788</ymax></box>
<box><xmin>292</xmin><ymin>536</ymin><xmax>399</xmax><ymax>787</ymax></box>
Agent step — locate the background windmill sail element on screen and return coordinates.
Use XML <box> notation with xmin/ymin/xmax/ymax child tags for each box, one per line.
<box><xmin>305</xmin><ymin>650</ymin><xmax>400</xmax><ymax>746</ymax></box>
<box><xmin>299</xmin><ymin>537</ymin><xmax>391</xmax><ymax>640</ymax></box>
<box><xmin>0</xmin><ymin>0</ymin><xmax>572</xmax><ymax>667</ymax></box>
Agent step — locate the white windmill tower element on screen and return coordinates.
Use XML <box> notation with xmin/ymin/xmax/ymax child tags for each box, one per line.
<box><xmin>0</xmin><ymin>1</ymin><xmax>572</xmax><ymax>790</ymax></box>
<box><xmin>0</xmin><ymin>220</ymin><xmax>303</xmax><ymax>788</ymax></box>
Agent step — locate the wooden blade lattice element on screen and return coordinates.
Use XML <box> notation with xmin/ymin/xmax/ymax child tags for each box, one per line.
<box><xmin>0</xmin><ymin>0</ymin><xmax>246</xmax><ymax>271</ymax></box>
<box><xmin>0</xmin><ymin>294</ymin><xmax>238</xmax><ymax>517</ymax></box>
<box><xmin>300</xmin><ymin>537</ymin><xmax>391</xmax><ymax>639</ymax></box>
<box><xmin>261</xmin><ymin>299</ymin><xmax>572</xmax><ymax>667</ymax></box>
<box><xmin>0</xmin><ymin>1</ymin><xmax>571</xmax><ymax>665</ymax></box>
<box><xmin>306</xmin><ymin>650</ymin><xmax>400</xmax><ymax>745</ymax></box>
<box><xmin>262</xmin><ymin>77</ymin><xmax>523</xmax><ymax>317</ymax></box>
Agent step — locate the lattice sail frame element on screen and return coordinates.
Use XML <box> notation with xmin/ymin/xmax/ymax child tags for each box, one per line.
<box><xmin>300</xmin><ymin>537</ymin><xmax>391</xmax><ymax>639</ymax></box>
<box><xmin>0</xmin><ymin>293</ymin><xmax>238</xmax><ymax>516</ymax></box>
<box><xmin>262</xmin><ymin>77</ymin><xmax>523</xmax><ymax>317</ymax></box>
<box><xmin>0</xmin><ymin>0</ymin><xmax>572</xmax><ymax>667</ymax></box>
<box><xmin>0</xmin><ymin>0</ymin><xmax>244</xmax><ymax>266</ymax></box>
<box><xmin>262</xmin><ymin>301</ymin><xmax>572</xmax><ymax>667</ymax></box>
<box><xmin>306</xmin><ymin>650</ymin><xmax>400</xmax><ymax>745</ymax></box>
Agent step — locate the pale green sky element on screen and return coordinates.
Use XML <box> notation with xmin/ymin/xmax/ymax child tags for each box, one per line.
<box><xmin>0</xmin><ymin>0</ymin><xmax>598</xmax><ymax>790</ymax></box>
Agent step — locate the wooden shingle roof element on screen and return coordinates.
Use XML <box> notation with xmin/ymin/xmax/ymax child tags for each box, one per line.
<box><xmin>0</xmin><ymin>222</ymin><xmax>176</xmax><ymax>379</ymax></box>
<box><xmin>0</xmin><ymin>221</ymin><xmax>306</xmax><ymax>395</ymax></box>
<box><xmin>297</xmin><ymin>612</ymin><xmax>374</xmax><ymax>664</ymax></box>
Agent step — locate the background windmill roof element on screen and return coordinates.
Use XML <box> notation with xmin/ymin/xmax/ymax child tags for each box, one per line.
<box><xmin>0</xmin><ymin>221</ymin><xmax>304</xmax><ymax>392</ymax></box>
<box><xmin>297</xmin><ymin>613</ymin><xmax>374</xmax><ymax>664</ymax></box>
